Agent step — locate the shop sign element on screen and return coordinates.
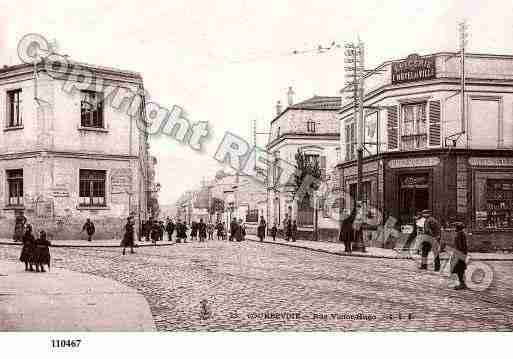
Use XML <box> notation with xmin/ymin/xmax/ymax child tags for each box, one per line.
<box><xmin>51</xmin><ymin>185</ymin><xmax>69</xmax><ymax>197</ymax></box>
<box><xmin>388</xmin><ymin>157</ymin><xmax>440</xmax><ymax>169</ymax></box>
<box><xmin>468</xmin><ymin>157</ymin><xmax>513</xmax><ymax>167</ymax></box>
<box><xmin>391</xmin><ymin>54</ymin><xmax>436</xmax><ymax>84</ymax></box>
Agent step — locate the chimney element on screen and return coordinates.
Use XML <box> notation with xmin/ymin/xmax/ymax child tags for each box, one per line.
<box><xmin>287</xmin><ymin>86</ymin><xmax>295</xmax><ymax>106</ymax></box>
<box><xmin>276</xmin><ymin>100</ymin><xmax>282</xmax><ymax>116</ymax></box>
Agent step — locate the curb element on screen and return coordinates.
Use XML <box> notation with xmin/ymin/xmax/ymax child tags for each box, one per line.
<box><xmin>247</xmin><ymin>238</ymin><xmax>513</xmax><ymax>262</ymax></box>
<box><xmin>0</xmin><ymin>241</ymin><xmax>177</xmax><ymax>249</ymax></box>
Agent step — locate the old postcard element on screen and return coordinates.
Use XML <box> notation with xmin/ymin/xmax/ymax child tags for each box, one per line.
<box><xmin>0</xmin><ymin>1</ymin><xmax>512</xmax><ymax>355</ymax></box>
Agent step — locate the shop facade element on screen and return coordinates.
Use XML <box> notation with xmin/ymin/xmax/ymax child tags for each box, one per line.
<box><xmin>337</xmin><ymin>52</ymin><xmax>513</xmax><ymax>251</ymax></box>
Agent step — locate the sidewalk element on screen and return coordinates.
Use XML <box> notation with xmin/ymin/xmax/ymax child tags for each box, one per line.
<box><xmin>247</xmin><ymin>235</ymin><xmax>513</xmax><ymax>261</ymax></box>
<box><xmin>0</xmin><ymin>260</ymin><xmax>156</xmax><ymax>331</ymax></box>
<box><xmin>0</xmin><ymin>238</ymin><xmax>176</xmax><ymax>248</ymax></box>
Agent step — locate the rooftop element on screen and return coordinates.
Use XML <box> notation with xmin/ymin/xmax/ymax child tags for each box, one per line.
<box><xmin>289</xmin><ymin>96</ymin><xmax>342</xmax><ymax>110</ymax></box>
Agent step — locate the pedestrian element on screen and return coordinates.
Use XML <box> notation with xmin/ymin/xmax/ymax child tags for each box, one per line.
<box><xmin>422</xmin><ymin>209</ymin><xmax>441</xmax><ymax>271</ymax></box>
<box><xmin>270</xmin><ymin>223</ymin><xmax>277</xmax><ymax>241</ymax></box>
<box><xmin>235</xmin><ymin>219</ymin><xmax>243</xmax><ymax>242</ymax></box>
<box><xmin>198</xmin><ymin>218</ymin><xmax>207</xmax><ymax>242</ymax></box>
<box><xmin>285</xmin><ymin>218</ymin><xmax>292</xmax><ymax>241</ymax></box>
<box><xmin>257</xmin><ymin>216</ymin><xmax>266</xmax><ymax>242</ymax></box>
<box><xmin>150</xmin><ymin>220</ymin><xmax>160</xmax><ymax>245</ymax></box>
<box><xmin>13</xmin><ymin>210</ymin><xmax>27</xmax><ymax>242</ymax></box>
<box><xmin>159</xmin><ymin>221</ymin><xmax>165</xmax><ymax>241</ymax></box>
<box><xmin>230</xmin><ymin>218</ymin><xmax>237</xmax><ymax>242</ymax></box>
<box><xmin>144</xmin><ymin>218</ymin><xmax>153</xmax><ymax>241</ymax></box>
<box><xmin>222</xmin><ymin>222</ymin><xmax>227</xmax><ymax>240</ymax></box>
<box><xmin>34</xmin><ymin>230</ymin><xmax>51</xmax><ymax>273</ymax></box>
<box><xmin>240</xmin><ymin>219</ymin><xmax>246</xmax><ymax>241</ymax></box>
<box><xmin>451</xmin><ymin>222</ymin><xmax>468</xmax><ymax>290</ymax></box>
<box><xmin>140</xmin><ymin>220</ymin><xmax>146</xmax><ymax>241</ymax></box>
<box><xmin>291</xmin><ymin>220</ymin><xmax>298</xmax><ymax>242</ymax></box>
<box><xmin>19</xmin><ymin>224</ymin><xmax>35</xmax><ymax>272</ymax></box>
<box><xmin>81</xmin><ymin>218</ymin><xmax>95</xmax><ymax>242</ymax></box>
<box><xmin>339</xmin><ymin>206</ymin><xmax>357</xmax><ymax>253</ymax></box>
<box><xmin>191</xmin><ymin>221</ymin><xmax>198</xmax><ymax>241</ymax></box>
<box><xmin>166</xmin><ymin>218</ymin><xmax>175</xmax><ymax>241</ymax></box>
<box><xmin>122</xmin><ymin>216</ymin><xmax>135</xmax><ymax>255</ymax></box>
<box><xmin>176</xmin><ymin>219</ymin><xmax>187</xmax><ymax>243</ymax></box>
<box><xmin>207</xmin><ymin>221</ymin><xmax>214</xmax><ymax>240</ymax></box>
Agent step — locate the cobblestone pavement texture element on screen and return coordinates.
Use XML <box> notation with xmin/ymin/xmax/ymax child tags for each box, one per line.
<box><xmin>1</xmin><ymin>240</ymin><xmax>512</xmax><ymax>331</ymax></box>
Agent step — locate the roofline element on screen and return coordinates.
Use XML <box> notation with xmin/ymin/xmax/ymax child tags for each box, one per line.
<box><xmin>0</xmin><ymin>60</ymin><xmax>142</xmax><ymax>80</ymax></box>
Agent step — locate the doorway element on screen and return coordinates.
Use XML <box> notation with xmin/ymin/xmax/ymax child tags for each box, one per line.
<box><xmin>398</xmin><ymin>174</ymin><xmax>430</xmax><ymax>224</ymax></box>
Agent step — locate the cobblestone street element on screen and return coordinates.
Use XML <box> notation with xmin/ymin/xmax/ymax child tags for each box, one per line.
<box><xmin>1</xmin><ymin>241</ymin><xmax>512</xmax><ymax>331</ymax></box>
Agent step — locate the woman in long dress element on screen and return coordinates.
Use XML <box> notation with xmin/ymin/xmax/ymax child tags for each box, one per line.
<box><xmin>34</xmin><ymin>230</ymin><xmax>51</xmax><ymax>272</ymax></box>
<box><xmin>122</xmin><ymin>217</ymin><xmax>135</xmax><ymax>255</ymax></box>
<box><xmin>19</xmin><ymin>224</ymin><xmax>35</xmax><ymax>271</ymax></box>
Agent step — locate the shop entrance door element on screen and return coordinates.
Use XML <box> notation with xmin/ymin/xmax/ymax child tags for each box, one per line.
<box><xmin>399</xmin><ymin>174</ymin><xmax>430</xmax><ymax>225</ymax></box>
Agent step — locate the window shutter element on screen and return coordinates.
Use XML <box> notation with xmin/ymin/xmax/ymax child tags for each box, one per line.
<box><xmin>320</xmin><ymin>155</ymin><xmax>326</xmax><ymax>181</ymax></box>
<box><xmin>387</xmin><ymin>106</ymin><xmax>399</xmax><ymax>150</ymax></box>
<box><xmin>429</xmin><ymin>100</ymin><xmax>441</xmax><ymax>146</ymax></box>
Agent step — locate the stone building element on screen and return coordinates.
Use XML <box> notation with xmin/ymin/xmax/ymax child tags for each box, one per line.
<box><xmin>267</xmin><ymin>89</ymin><xmax>341</xmax><ymax>239</ymax></box>
<box><xmin>338</xmin><ymin>52</ymin><xmax>513</xmax><ymax>251</ymax></box>
<box><xmin>0</xmin><ymin>61</ymin><xmax>149</xmax><ymax>240</ymax></box>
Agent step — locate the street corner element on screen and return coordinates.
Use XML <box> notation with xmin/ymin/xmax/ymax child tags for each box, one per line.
<box><xmin>0</xmin><ymin>260</ymin><xmax>156</xmax><ymax>331</ymax></box>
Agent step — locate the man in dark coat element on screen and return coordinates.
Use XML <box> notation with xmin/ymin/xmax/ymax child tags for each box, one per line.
<box><xmin>198</xmin><ymin>218</ymin><xmax>207</xmax><ymax>242</ymax></box>
<box><xmin>285</xmin><ymin>218</ymin><xmax>292</xmax><ymax>241</ymax></box>
<box><xmin>291</xmin><ymin>220</ymin><xmax>298</xmax><ymax>242</ymax></box>
<box><xmin>451</xmin><ymin>222</ymin><xmax>468</xmax><ymax>290</ymax></box>
<box><xmin>151</xmin><ymin>220</ymin><xmax>160</xmax><ymax>244</ymax></box>
<box><xmin>81</xmin><ymin>218</ymin><xmax>95</xmax><ymax>242</ymax></box>
<box><xmin>422</xmin><ymin>209</ymin><xmax>441</xmax><ymax>271</ymax></box>
<box><xmin>340</xmin><ymin>207</ymin><xmax>357</xmax><ymax>253</ymax></box>
<box><xmin>230</xmin><ymin>218</ymin><xmax>238</xmax><ymax>242</ymax></box>
<box><xmin>190</xmin><ymin>221</ymin><xmax>198</xmax><ymax>241</ymax></box>
<box><xmin>257</xmin><ymin>216</ymin><xmax>266</xmax><ymax>242</ymax></box>
<box><xmin>159</xmin><ymin>221</ymin><xmax>165</xmax><ymax>241</ymax></box>
<box><xmin>176</xmin><ymin>219</ymin><xmax>187</xmax><ymax>243</ymax></box>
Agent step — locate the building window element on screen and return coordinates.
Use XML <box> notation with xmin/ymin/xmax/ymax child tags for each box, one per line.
<box><xmin>79</xmin><ymin>170</ymin><xmax>106</xmax><ymax>207</ymax></box>
<box><xmin>481</xmin><ymin>179</ymin><xmax>513</xmax><ymax>229</ymax></box>
<box><xmin>401</xmin><ymin>103</ymin><xmax>427</xmax><ymax>150</ymax></box>
<box><xmin>7</xmin><ymin>89</ymin><xmax>22</xmax><ymax>128</ymax></box>
<box><xmin>7</xmin><ymin>169</ymin><xmax>23</xmax><ymax>206</ymax></box>
<box><xmin>307</xmin><ymin>121</ymin><xmax>316</xmax><ymax>133</ymax></box>
<box><xmin>81</xmin><ymin>91</ymin><xmax>104</xmax><ymax>128</ymax></box>
<box><xmin>345</xmin><ymin>122</ymin><xmax>356</xmax><ymax>161</ymax></box>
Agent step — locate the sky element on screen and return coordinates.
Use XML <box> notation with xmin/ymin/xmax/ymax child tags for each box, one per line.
<box><xmin>1</xmin><ymin>0</ymin><xmax>513</xmax><ymax>205</ymax></box>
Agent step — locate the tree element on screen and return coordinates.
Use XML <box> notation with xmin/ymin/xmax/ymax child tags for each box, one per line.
<box><xmin>293</xmin><ymin>149</ymin><xmax>322</xmax><ymax>208</ymax></box>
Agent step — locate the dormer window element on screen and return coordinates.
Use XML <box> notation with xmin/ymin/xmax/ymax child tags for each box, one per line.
<box><xmin>307</xmin><ymin>121</ymin><xmax>316</xmax><ymax>133</ymax></box>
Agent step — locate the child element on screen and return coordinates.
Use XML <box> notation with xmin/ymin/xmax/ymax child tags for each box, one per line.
<box><xmin>451</xmin><ymin>222</ymin><xmax>468</xmax><ymax>290</ymax></box>
<box><xmin>19</xmin><ymin>225</ymin><xmax>35</xmax><ymax>271</ymax></box>
<box><xmin>34</xmin><ymin>230</ymin><xmax>51</xmax><ymax>272</ymax></box>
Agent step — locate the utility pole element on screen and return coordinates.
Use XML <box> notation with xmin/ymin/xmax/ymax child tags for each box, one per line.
<box><xmin>459</xmin><ymin>20</ymin><xmax>468</xmax><ymax>147</ymax></box>
<box><xmin>344</xmin><ymin>40</ymin><xmax>366</xmax><ymax>252</ymax></box>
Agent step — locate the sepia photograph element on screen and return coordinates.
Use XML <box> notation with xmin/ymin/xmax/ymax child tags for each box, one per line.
<box><xmin>0</xmin><ymin>0</ymin><xmax>512</xmax><ymax>357</ymax></box>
